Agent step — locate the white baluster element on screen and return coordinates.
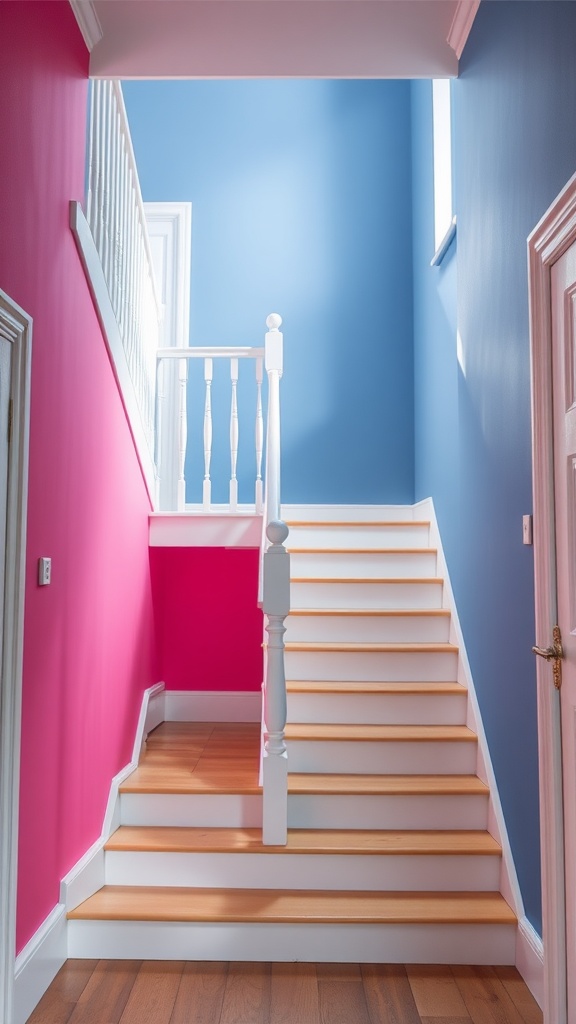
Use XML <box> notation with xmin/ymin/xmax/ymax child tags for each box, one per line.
<box><xmin>264</xmin><ymin>313</ymin><xmax>283</xmax><ymax>524</ymax></box>
<box><xmin>177</xmin><ymin>358</ymin><xmax>188</xmax><ymax>512</ymax></box>
<box><xmin>155</xmin><ymin>357</ymin><xmax>165</xmax><ymax>508</ymax></box>
<box><xmin>203</xmin><ymin>358</ymin><xmax>213</xmax><ymax>510</ymax></box>
<box><xmin>262</xmin><ymin>520</ymin><xmax>290</xmax><ymax>845</ymax></box>
<box><xmin>255</xmin><ymin>356</ymin><xmax>263</xmax><ymax>514</ymax></box>
<box><xmin>229</xmin><ymin>357</ymin><xmax>239</xmax><ymax>511</ymax></box>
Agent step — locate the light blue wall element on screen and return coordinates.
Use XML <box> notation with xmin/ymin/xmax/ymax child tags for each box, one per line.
<box><xmin>123</xmin><ymin>80</ymin><xmax>415</xmax><ymax>505</ymax></box>
<box><xmin>414</xmin><ymin>1</ymin><xmax>576</xmax><ymax>936</ymax></box>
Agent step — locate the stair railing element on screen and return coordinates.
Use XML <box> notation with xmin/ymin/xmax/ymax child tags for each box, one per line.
<box><xmin>155</xmin><ymin>343</ymin><xmax>266</xmax><ymax>512</ymax></box>
<box><xmin>260</xmin><ymin>315</ymin><xmax>290</xmax><ymax>845</ymax></box>
<box><xmin>85</xmin><ymin>80</ymin><xmax>161</xmax><ymax>466</ymax></box>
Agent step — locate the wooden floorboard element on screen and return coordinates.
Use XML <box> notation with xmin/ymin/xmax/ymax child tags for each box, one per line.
<box><xmin>26</xmin><ymin>961</ymin><xmax>542</xmax><ymax>1024</ymax></box>
<box><xmin>120</xmin><ymin>722</ymin><xmax>262</xmax><ymax>795</ymax></box>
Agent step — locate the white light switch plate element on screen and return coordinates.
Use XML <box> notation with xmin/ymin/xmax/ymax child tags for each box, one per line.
<box><xmin>38</xmin><ymin>557</ymin><xmax>51</xmax><ymax>586</ymax></box>
<box><xmin>522</xmin><ymin>515</ymin><xmax>533</xmax><ymax>546</ymax></box>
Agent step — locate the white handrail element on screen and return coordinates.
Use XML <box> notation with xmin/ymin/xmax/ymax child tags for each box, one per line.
<box><xmin>86</xmin><ymin>80</ymin><xmax>160</xmax><ymax>461</ymax></box>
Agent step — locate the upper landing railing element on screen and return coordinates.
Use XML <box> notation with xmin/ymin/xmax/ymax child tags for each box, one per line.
<box><xmin>85</xmin><ymin>80</ymin><xmax>161</xmax><ymax>469</ymax></box>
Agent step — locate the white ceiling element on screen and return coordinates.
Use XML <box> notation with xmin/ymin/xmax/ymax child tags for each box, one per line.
<box><xmin>77</xmin><ymin>1</ymin><xmax>479</xmax><ymax>79</ymax></box>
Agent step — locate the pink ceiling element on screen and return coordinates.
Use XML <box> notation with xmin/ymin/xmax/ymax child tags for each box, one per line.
<box><xmin>87</xmin><ymin>1</ymin><xmax>465</xmax><ymax>79</ymax></box>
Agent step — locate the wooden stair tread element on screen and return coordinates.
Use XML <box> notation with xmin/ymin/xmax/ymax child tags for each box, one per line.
<box><xmin>285</xmin><ymin>641</ymin><xmax>458</xmax><ymax>653</ymax></box>
<box><xmin>285</xmin><ymin>521</ymin><xmax>431</xmax><ymax>528</ymax></box>
<box><xmin>286</xmin><ymin>680</ymin><xmax>466</xmax><ymax>694</ymax></box>
<box><xmin>284</xmin><ymin>723</ymin><xmax>476</xmax><ymax>742</ymax></box>
<box><xmin>105</xmin><ymin>826</ymin><xmax>501</xmax><ymax>856</ymax></box>
<box><xmin>288</xmin><ymin>773</ymin><xmax>489</xmax><ymax>795</ymax></box>
<box><xmin>288</xmin><ymin>608</ymin><xmax>450</xmax><ymax>617</ymax></box>
<box><xmin>68</xmin><ymin>887</ymin><xmax>515</xmax><ymax>925</ymax></box>
<box><xmin>120</xmin><ymin>771</ymin><xmax>261</xmax><ymax>795</ymax></box>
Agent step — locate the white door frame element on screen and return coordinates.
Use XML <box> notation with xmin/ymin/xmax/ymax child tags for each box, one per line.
<box><xmin>0</xmin><ymin>289</ymin><xmax>32</xmax><ymax>1024</ymax></box>
<box><xmin>528</xmin><ymin>171</ymin><xmax>576</xmax><ymax>1024</ymax></box>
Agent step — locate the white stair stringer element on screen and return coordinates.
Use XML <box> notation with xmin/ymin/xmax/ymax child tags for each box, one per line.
<box><xmin>66</xmin><ymin>504</ymin><xmax>518</xmax><ymax>968</ymax></box>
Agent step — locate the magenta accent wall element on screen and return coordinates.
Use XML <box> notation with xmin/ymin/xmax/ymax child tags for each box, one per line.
<box><xmin>0</xmin><ymin>2</ymin><xmax>159</xmax><ymax>952</ymax></box>
<box><xmin>149</xmin><ymin>548</ymin><xmax>263</xmax><ymax>692</ymax></box>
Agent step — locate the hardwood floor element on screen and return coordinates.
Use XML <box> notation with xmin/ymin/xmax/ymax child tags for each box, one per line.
<box><xmin>26</xmin><ymin>961</ymin><xmax>542</xmax><ymax>1023</ymax></box>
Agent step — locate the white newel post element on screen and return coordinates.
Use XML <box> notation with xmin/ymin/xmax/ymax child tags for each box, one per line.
<box><xmin>263</xmin><ymin>521</ymin><xmax>290</xmax><ymax>845</ymax></box>
<box><xmin>229</xmin><ymin>357</ymin><xmax>239</xmax><ymax>511</ymax></box>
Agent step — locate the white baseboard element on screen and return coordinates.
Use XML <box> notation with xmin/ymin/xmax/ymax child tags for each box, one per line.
<box><xmin>516</xmin><ymin>916</ymin><xmax>544</xmax><ymax>1009</ymax></box>
<box><xmin>13</xmin><ymin>904</ymin><xmax>67</xmax><ymax>1024</ymax></box>
<box><xmin>165</xmin><ymin>691</ymin><xmax>261</xmax><ymax>721</ymax></box>
<box><xmin>60</xmin><ymin>683</ymin><xmax>165</xmax><ymax>913</ymax></box>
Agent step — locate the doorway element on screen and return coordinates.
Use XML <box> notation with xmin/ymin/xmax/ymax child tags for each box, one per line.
<box><xmin>529</xmin><ymin>171</ymin><xmax>576</xmax><ymax>1024</ymax></box>
<box><xmin>0</xmin><ymin>289</ymin><xmax>32</xmax><ymax>1024</ymax></box>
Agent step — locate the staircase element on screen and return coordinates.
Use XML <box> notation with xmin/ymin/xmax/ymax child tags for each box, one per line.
<box><xmin>67</xmin><ymin>507</ymin><xmax>517</xmax><ymax>963</ymax></box>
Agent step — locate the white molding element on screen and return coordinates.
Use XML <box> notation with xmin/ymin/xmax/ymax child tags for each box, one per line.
<box><xmin>0</xmin><ymin>291</ymin><xmax>32</xmax><ymax>1024</ymax></box>
<box><xmin>165</xmin><ymin>691</ymin><xmax>261</xmax><ymax>722</ymax></box>
<box><xmin>447</xmin><ymin>0</ymin><xmax>480</xmax><ymax>59</ymax></box>
<box><xmin>416</xmin><ymin>498</ymin><xmax>526</xmax><ymax>918</ymax></box>
<box><xmin>70</xmin><ymin>201</ymin><xmax>156</xmax><ymax>508</ymax></box>
<box><xmin>516</xmin><ymin>916</ymin><xmax>544</xmax><ymax>1010</ymax></box>
<box><xmin>60</xmin><ymin>683</ymin><xmax>165</xmax><ymax>913</ymax></box>
<box><xmin>527</xmin><ymin>170</ymin><xmax>576</xmax><ymax>1024</ymax></box>
<box><xmin>13</xmin><ymin>904</ymin><xmax>66</xmax><ymax>1024</ymax></box>
<box><xmin>149</xmin><ymin>512</ymin><xmax>262</xmax><ymax>548</ymax></box>
<box><xmin>144</xmin><ymin>203</ymin><xmax>192</xmax><ymax>512</ymax></box>
<box><xmin>69</xmin><ymin>0</ymin><xmax>103</xmax><ymax>51</ymax></box>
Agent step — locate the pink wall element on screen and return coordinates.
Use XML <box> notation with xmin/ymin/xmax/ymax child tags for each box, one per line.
<box><xmin>0</xmin><ymin>2</ymin><xmax>158</xmax><ymax>952</ymax></box>
<box><xmin>150</xmin><ymin>547</ymin><xmax>263</xmax><ymax>691</ymax></box>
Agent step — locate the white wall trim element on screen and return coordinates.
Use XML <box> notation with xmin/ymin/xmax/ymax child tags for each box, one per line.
<box><xmin>60</xmin><ymin>683</ymin><xmax>165</xmax><ymax>914</ymax></box>
<box><xmin>13</xmin><ymin>904</ymin><xmax>67</xmax><ymax>1024</ymax></box>
<box><xmin>70</xmin><ymin>201</ymin><xmax>157</xmax><ymax>507</ymax></box>
<box><xmin>447</xmin><ymin>0</ymin><xmax>480</xmax><ymax>59</ymax></box>
<box><xmin>150</xmin><ymin>512</ymin><xmax>262</xmax><ymax>548</ymax></box>
<box><xmin>516</xmin><ymin>916</ymin><xmax>544</xmax><ymax>1009</ymax></box>
<box><xmin>527</xmin><ymin>169</ymin><xmax>576</xmax><ymax>1024</ymax></box>
<box><xmin>415</xmin><ymin>498</ymin><xmax>526</xmax><ymax>928</ymax></box>
<box><xmin>144</xmin><ymin>202</ymin><xmax>192</xmax><ymax>512</ymax></box>
<box><xmin>0</xmin><ymin>291</ymin><xmax>32</xmax><ymax>1024</ymax></box>
<box><xmin>69</xmin><ymin>0</ymin><xmax>103</xmax><ymax>51</ymax></box>
<box><xmin>165</xmin><ymin>691</ymin><xmax>261</xmax><ymax>722</ymax></box>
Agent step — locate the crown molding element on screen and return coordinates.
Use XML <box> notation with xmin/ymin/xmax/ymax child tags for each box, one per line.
<box><xmin>447</xmin><ymin>0</ymin><xmax>480</xmax><ymax>60</ymax></box>
<box><xmin>69</xmin><ymin>0</ymin><xmax>103</xmax><ymax>52</ymax></box>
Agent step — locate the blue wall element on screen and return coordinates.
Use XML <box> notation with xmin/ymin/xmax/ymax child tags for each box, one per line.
<box><xmin>123</xmin><ymin>80</ymin><xmax>415</xmax><ymax>505</ymax></box>
<box><xmin>414</xmin><ymin>1</ymin><xmax>576</xmax><ymax>935</ymax></box>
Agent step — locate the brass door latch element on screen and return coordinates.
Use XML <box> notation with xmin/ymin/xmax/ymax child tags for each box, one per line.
<box><xmin>533</xmin><ymin>624</ymin><xmax>563</xmax><ymax>690</ymax></box>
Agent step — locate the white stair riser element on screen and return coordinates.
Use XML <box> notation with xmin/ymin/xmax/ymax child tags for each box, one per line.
<box><xmin>291</xmin><ymin>580</ymin><xmax>443</xmax><ymax>610</ymax></box>
<box><xmin>285</xmin><ymin>649</ymin><xmax>458</xmax><ymax>682</ymax></box>
<box><xmin>287</xmin><ymin>524</ymin><xmax>430</xmax><ymax>549</ymax></box>
<box><xmin>288</xmin><ymin>793</ymin><xmax>489</xmax><ymax>830</ymax></box>
<box><xmin>283</xmin><ymin>505</ymin><xmax>416</xmax><ymax>523</ymax></box>
<box><xmin>290</xmin><ymin>550</ymin><xmax>437</xmax><ymax>578</ymax></box>
<box><xmin>286</xmin><ymin>691</ymin><xmax>467</xmax><ymax>725</ymax></box>
<box><xmin>67</xmin><ymin>919</ymin><xmax>516</xmax><ymax>965</ymax></box>
<box><xmin>285</xmin><ymin>613</ymin><xmax>451</xmax><ymax>644</ymax></box>
<box><xmin>120</xmin><ymin>794</ymin><xmax>262</xmax><ymax>828</ymax></box>
<box><xmin>285</xmin><ymin>739</ymin><xmax>477</xmax><ymax>775</ymax></box>
<box><xmin>104</xmin><ymin>851</ymin><xmax>501</xmax><ymax>892</ymax></box>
